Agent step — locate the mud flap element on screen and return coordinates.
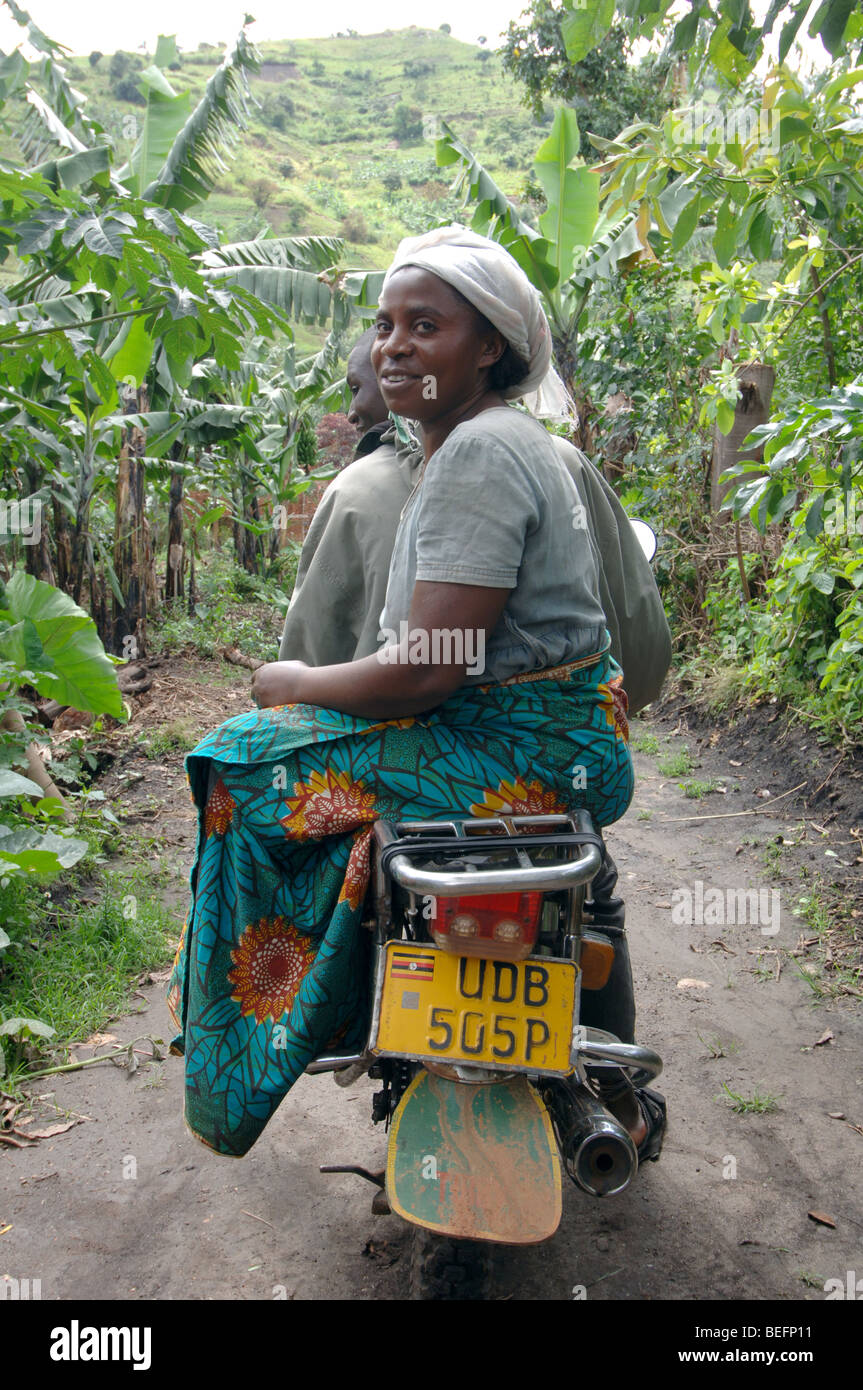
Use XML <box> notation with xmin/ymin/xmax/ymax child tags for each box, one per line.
<box><xmin>386</xmin><ymin>1069</ymin><xmax>562</xmax><ymax>1244</ymax></box>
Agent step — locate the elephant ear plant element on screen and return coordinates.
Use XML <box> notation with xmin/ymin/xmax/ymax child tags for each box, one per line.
<box><xmin>0</xmin><ymin>570</ymin><xmax>124</xmax><ymax>875</ymax></box>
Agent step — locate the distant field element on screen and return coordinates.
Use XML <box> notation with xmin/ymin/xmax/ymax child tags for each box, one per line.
<box><xmin>2</xmin><ymin>26</ymin><xmax>551</xmax><ymax>353</ymax></box>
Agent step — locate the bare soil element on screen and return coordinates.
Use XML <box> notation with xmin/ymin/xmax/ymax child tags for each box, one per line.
<box><xmin>2</xmin><ymin>654</ymin><xmax>861</xmax><ymax>1302</ymax></box>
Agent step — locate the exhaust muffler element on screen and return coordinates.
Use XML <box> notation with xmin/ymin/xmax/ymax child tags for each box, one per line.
<box><xmin>549</xmin><ymin>1083</ymin><xmax>638</xmax><ymax>1197</ymax></box>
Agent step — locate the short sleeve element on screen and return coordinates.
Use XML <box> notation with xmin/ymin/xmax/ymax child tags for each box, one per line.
<box><xmin>413</xmin><ymin>426</ymin><xmax>540</xmax><ymax>588</ymax></box>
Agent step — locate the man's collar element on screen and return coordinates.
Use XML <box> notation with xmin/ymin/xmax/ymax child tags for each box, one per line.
<box><xmin>354</xmin><ymin>420</ymin><xmax>391</xmax><ymax>458</ymax></box>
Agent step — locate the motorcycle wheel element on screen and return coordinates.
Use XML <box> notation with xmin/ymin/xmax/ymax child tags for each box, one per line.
<box><xmin>410</xmin><ymin>1228</ymin><xmax>493</xmax><ymax>1301</ymax></box>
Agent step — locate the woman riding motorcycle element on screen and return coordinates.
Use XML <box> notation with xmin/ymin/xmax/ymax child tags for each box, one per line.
<box><xmin>167</xmin><ymin>227</ymin><xmax>654</xmax><ymax>1160</ymax></box>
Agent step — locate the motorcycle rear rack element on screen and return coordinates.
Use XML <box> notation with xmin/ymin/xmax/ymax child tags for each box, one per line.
<box><xmin>373</xmin><ymin>812</ymin><xmax>604</xmax><ymax>897</ymax></box>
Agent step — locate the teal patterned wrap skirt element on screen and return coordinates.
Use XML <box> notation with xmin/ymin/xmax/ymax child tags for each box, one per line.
<box><xmin>168</xmin><ymin>654</ymin><xmax>634</xmax><ymax>1156</ymax></box>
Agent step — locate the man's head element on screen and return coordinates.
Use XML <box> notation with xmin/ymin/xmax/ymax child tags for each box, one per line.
<box><xmin>346</xmin><ymin>327</ymin><xmax>388</xmax><ymax>434</ymax></box>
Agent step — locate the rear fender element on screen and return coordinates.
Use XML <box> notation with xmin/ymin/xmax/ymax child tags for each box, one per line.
<box><xmin>386</xmin><ymin>1069</ymin><xmax>562</xmax><ymax>1244</ymax></box>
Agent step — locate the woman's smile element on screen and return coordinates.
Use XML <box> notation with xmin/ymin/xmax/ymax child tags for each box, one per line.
<box><xmin>371</xmin><ymin>266</ymin><xmax>505</xmax><ymax>436</ymax></box>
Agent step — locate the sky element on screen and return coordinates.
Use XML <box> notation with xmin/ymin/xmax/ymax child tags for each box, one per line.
<box><xmin>0</xmin><ymin>1</ymin><xmax>527</xmax><ymax>55</ymax></box>
<box><xmin>0</xmin><ymin>0</ymin><xmax>831</xmax><ymax>73</ymax></box>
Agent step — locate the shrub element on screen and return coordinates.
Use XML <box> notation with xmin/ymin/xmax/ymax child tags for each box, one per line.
<box><xmin>260</xmin><ymin>91</ymin><xmax>295</xmax><ymax>132</ymax></box>
<box><xmin>340</xmin><ymin>209</ymin><xmax>375</xmax><ymax>243</ymax></box>
<box><xmin>109</xmin><ymin>51</ymin><xmax>130</xmax><ymax>79</ymax></box>
<box><xmin>249</xmin><ymin>178</ymin><xmax>278</xmax><ymax>210</ymax></box>
<box><xmin>112</xmin><ymin>78</ymin><xmax>146</xmax><ymax>106</ymax></box>
<box><xmin>392</xmin><ymin>102</ymin><xmax>423</xmax><ymax>143</ymax></box>
<box><xmin>316</xmin><ymin>413</ymin><xmax>357</xmax><ymax>469</ymax></box>
<box><xmin>89</xmin><ymin>51</ymin><xmax>102</xmax><ymax>68</ymax></box>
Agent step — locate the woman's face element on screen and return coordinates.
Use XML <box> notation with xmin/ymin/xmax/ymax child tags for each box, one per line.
<box><xmin>371</xmin><ymin>267</ymin><xmax>505</xmax><ymax>424</ymax></box>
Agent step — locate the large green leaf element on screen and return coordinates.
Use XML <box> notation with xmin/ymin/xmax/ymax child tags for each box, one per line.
<box><xmin>30</xmin><ymin>145</ymin><xmax>111</xmax><ymax>191</ymax></box>
<box><xmin>814</xmin><ymin>0</ymin><xmax>857</xmax><ymax>55</ymax></box>
<box><xmin>0</xmin><ymin>826</ymin><xmax>87</xmax><ymax>877</ymax></box>
<box><xmin>561</xmin><ymin>0</ymin><xmax>616</xmax><ymax>64</ymax></box>
<box><xmin>535</xmin><ymin>110</ymin><xmax>600</xmax><ymax>281</ymax></box>
<box><xmin>0</xmin><ymin>1014</ymin><xmax>56</xmax><ymax>1038</ymax></box>
<box><xmin>143</xmin><ymin>27</ymin><xmax>259</xmax><ymax>212</ymax></box>
<box><xmin>435</xmin><ymin>120</ymin><xmax>558</xmax><ymax>295</ymax></box>
<box><xmin>154</xmin><ymin>35</ymin><xmax>181</xmax><ymax>69</ymax></box>
<box><xmin>204</xmin><ymin>234</ymin><xmax>346</xmax><ymax>273</ymax></box>
<box><xmin>1</xmin><ymin>572</ymin><xmax>124</xmax><ymax>717</ymax></box>
<box><xmin>0</xmin><ymin>770</ymin><xmax>44</xmax><ymax>799</ymax></box>
<box><xmin>120</xmin><ymin>72</ymin><xmax>192</xmax><ymax>197</ymax></box>
<box><xmin>104</xmin><ymin>314</ymin><xmax>155</xmax><ymax>387</ymax></box>
<box><xmin>202</xmin><ymin>264</ymin><xmax>333</xmax><ymax>324</ymax></box>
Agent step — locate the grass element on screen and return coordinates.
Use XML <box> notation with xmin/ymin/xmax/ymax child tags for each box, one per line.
<box><xmin>149</xmin><ymin>554</ymin><xmax>292</xmax><ymax>664</ymax></box>
<box><xmin>0</xmin><ymin>867</ymin><xmax>176</xmax><ymax>1084</ymax></box>
<box><xmin>788</xmin><ymin>883</ymin><xmax>863</xmax><ymax>1000</ymax></box>
<box><xmin>139</xmin><ymin>719</ymin><xmax>199</xmax><ymax>760</ymax></box>
<box><xmin>657</xmin><ymin>746</ymin><xmax>696</xmax><ymax>777</ymax></box>
<box><xmin>718</xmin><ymin>1081</ymin><xmax>782</xmax><ymax>1114</ymax></box>
<box><xmin>631</xmin><ymin>730</ymin><xmax>661</xmax><ymax>756</ymax></box>
<box><xmin>761</xmin><ymin>838</ymin><xmax>786</xmax><ymax>880</ymax></box>
<box><xmin>680</xmin><ymin>777</ymin><xmax>722</xmax><ymax>799</ymax></box>
<box><xmin>150</xmin><ymin>602</ymin><xmax>285</xmax><ymax>664</ymax></box>
<box><xmin>697</xmin><ymin>1032</ymin><xmax>739</xmax><ymax>1059</ymax></box>
<box><xmin>793</xmin><ymin>886</ymin><xmax>833</xmax><ymax>935</ymax></box>
<box><xmin>750</xmin><ymin>954</ymin><xmax>778</xmax><ymax>982</ymax></box>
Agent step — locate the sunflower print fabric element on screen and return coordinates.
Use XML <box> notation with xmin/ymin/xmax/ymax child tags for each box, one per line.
<box><xmin>168</xmin><ymin>653</ymin><xmax>634</xmax><ymax>1156</ymax></box>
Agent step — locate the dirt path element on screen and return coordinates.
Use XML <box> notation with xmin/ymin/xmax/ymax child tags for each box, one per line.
<box><xmin>2</xmin><ymin>686</ymin><xmax>862</xmax><ymax>1302</ymax></box>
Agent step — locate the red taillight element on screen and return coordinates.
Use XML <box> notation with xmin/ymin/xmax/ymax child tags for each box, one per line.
<box><xmin>429</xmin><ymin>891</ymin><xmax>543</xmax><ymax>961</ymax></box>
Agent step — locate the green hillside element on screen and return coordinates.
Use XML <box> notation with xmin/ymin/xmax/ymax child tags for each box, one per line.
<box><xmin>33</xmin><ymin>26</ymin><xmax>550</xmax><ymax>351</ymax></box>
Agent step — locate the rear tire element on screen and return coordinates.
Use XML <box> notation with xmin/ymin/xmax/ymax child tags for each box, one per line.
<box><xmin>410</xmin><ymin>1227</ymin><xmax>494</xmax><ymax>1300</ymax></box>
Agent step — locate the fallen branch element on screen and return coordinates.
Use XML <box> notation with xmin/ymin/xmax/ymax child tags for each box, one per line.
<box><xmin>656</xmin><ymin>781</ymin><xmax>808</xmax><ymax>823</ymax></box>
<box><xmin>0</xmin><ymin>708</ymin><xmax>72</xmax><ymax>819</ymax></box>
<box><xmin>221</xmin><ymin>645</ymin><xmax>264</xmax><ymax>672</ymax></box>
<box><xmin>12</xmin><ymin>1036</ymin><xmax>165</xmax><ymax>1083</ymax></box>
<box><xmin>810</xmin><ymin>756</ymin><xmax>844</xmax><ymax>801</ymax></box>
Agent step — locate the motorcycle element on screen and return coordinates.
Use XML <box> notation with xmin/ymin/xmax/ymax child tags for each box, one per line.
<box><xmin>307</xmin><ymin>806</ymin><xmax>664</xmax><ymax>1299</ymax></box>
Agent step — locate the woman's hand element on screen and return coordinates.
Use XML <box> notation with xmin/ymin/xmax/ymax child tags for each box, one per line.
<box><xmin>251</xmin><ymin>660</ymin><xmax>308</xmax><ymax>709</ymax></box>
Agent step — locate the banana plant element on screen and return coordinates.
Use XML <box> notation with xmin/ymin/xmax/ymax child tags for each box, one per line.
<box><xmin>435</xmin><ymin>110</ymin><xmax>659</xmax><ymax>397</ymax></box>
<box><xmin>556</xmin><ymin>0</ymin><xmax>860</xmax><ymax>73</ymax></box>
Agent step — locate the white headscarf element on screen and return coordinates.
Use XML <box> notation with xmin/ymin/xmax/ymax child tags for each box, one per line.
<box><xmin>381</xmin><ymin>224</ymin><xmax>577</xmax><ymax>422</ymax></box>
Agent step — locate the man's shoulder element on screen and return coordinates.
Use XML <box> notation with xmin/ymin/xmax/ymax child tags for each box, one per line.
<box><xmin>329</xmin><ymin>441</ymin><xmax>417</xmax><ymax>494</ymax></box>
<box><xmin>549</xmin><ymin>435</ymin><xmax>591</xmax><ymax>473</ymax></box>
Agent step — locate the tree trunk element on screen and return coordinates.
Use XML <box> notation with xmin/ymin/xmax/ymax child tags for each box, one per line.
<box><xmin>112</xmin><ymin>386</ymin><xmax>149</xmax><ymax>659</ymax></box>
<box><xmin>88</xmin><ymin>540</ymin><xmax>110</xmax><ymax>648</ymax></box>
<box><xmin>232</xmin><ymin>485</ymin><xmax>245</xmax><ymax>571</ymax></box>
<box><xmin>143</xmin><ymin>512</ymin><xmax>158</xmax><ymax>616</ymax></box>
<box><xmin>165</xmin><ymin>468</ymin><xmax>185</xmax><ymax>601</ymax></box>
<box><xmin>187</xmin><ymin>545</ymin><xmax>197</xmax><ymax>615</ymax></box>
<box><xmin>69</xmin><ymin>495</ymin><xmax>90</xmax><ymax>606</ymax></box>
<box><xmin>711</xmin><ymin>362</ymin><xmax>775</xmax><ymax>514</ymax></box>
<box><xmin>24</xmin><ymin>519</ymin><xmax>55</xmax><ymax>586</ymax></box>
<box><xmin>246</xmin><ymin>493</ymin><xmax>262</xmax><ymax>575</ymax></box>
<box><xmin>53</xmin><ymin>496</ymin><xmax>72</xmax><ymax>595</ymax></box>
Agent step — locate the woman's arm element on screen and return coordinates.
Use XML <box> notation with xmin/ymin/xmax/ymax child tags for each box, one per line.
<box><xmin>251</xmin><ymin>579</ymin><xmax>510</xmax><ymax>718</ymax></box>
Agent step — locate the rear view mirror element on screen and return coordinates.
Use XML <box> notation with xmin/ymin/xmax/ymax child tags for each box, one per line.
<box><xmin>629</xmin><ymin>518</ymin><xmax>657</xmax><ymax>563</ymax></box>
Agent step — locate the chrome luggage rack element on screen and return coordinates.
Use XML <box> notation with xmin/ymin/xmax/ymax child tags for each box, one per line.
<box><xmin>373</xmin><ymin>811</ymin><xmax>604</xmax><ymax>896</ymax></box>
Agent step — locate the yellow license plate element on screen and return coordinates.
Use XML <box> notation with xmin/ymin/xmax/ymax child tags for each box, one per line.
<box><xmin>372</xmin><ymin>943</ymin><xmax>577</xmax><ymax>1076</ymax></box>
